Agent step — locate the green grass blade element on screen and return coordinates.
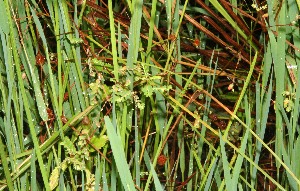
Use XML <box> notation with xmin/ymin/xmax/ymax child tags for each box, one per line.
<box><xmin>126</xmin><ymin>0</ymin><xmax>143</xmax><ymax>90</ymax></box>
<box><xmin>108</xmin><ymin>0</ymin><xmax>119</xmax><ymax>81</ymax></box>
<box><xmin>134</xmin><ymin>110</ymin><xmax>140</xmax><ymax>188</ymax></box>
<box><xmin>252</xmin><ymin>72</ymin><xmax>273</xmax><ymax>181</ymax></box>
<box><xmin>30</xmin><ymin>151</ymin><xmax>37</xmax><ymax>191</ymax></box>
<box><xmin>30</xmin><ymin>6</ymin><xmax>58</xmax><ymax>120</ymax></box>
<box><xmin>94</xmin><ymin>155</ymin><xmax>101</xmax><ymax>191</ymax></box>
<box><xmin>204</xmin><ymin>155</ymin><xmax>218</xmax><ymax>191</ymax></box>
<box><xmin>6</xmin><ymin>1</ymin><xmax>50</xmax><ymax>189</ymax></box>
<box><xmin>104</xmin><ymin>116</ymin><xmax>135</xmax><ymax>191</ymax></box>
<box><xmin>232</xmin><ymin>120</ymin><xmax>250</xmax><ymax>186</ymax></box>
<box><xmin>142</xmin><ymin>148</ymin><xmax>163</xmax><ymax>191</ymax></box>
<box><xmin>0</xmin><ymin>136</ymin><xmax>14</xmax><ymax>191</ymax></box>
<box><xmin>209</xmin><ymin>0</ymin><xmax>258</xmax><ymax>51</ymax></box>
<box><xmin>219</xmin><ymin>132</ymin><xmax>234</xmax><ymax>190</ymax></box>
<box><xmin>102</xmin><ymin>163</ymin><xmax>109</xmax><ymax>191</ymax></box>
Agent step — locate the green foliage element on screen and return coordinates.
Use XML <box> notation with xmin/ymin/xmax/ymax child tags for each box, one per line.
<box><xmin>1</xmin><ymin>0</ymin><xmax>300</xmax><ymax>190</ymax></box>
<box><xmin>49</xmin><ymin>137</ymin><xmax>97</xmax><ymax>190</ymax></box>
<box><xmin>282</xmin><ymin>91</ymin><xmax>295</xmax><ymax>112</ymax></box>
<box><xmin>89</xmin><ymin>134</ymin><xmax>108</xmax><ymax>152</ymax></box>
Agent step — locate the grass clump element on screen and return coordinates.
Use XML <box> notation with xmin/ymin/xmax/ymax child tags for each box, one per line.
<box><xmin>0</xmin><ymin>0</ymin><xmax>300</xmax><ymax>190</ymax></box>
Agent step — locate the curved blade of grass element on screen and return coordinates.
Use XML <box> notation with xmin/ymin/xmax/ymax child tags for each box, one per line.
<box><xmin>209</xmin><ymin>0</ymin><xmax>258</xmax><ymax>51</ymax></box>
<box><xmin>104</xmin><ymin>116</ymin><xmax>135</xmax><ymax>191</ymax></box>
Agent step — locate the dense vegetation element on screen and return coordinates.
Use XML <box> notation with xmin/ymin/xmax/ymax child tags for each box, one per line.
<box><xmin>0</xmin><ymin>0</ymin><xmax>300</xmax><ymax>190</ymax></box>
